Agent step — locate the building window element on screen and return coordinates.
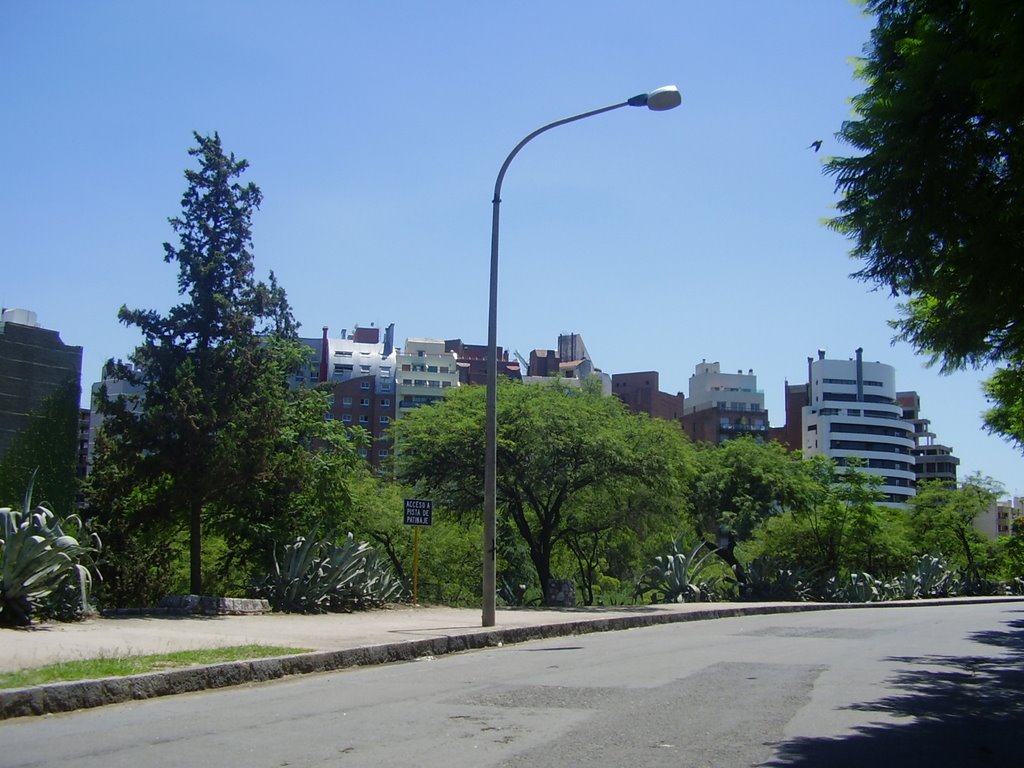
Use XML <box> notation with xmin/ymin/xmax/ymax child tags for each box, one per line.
<box><xmin>342</xmin><ymin>414</ymin><xmax>352</xmax><ymax>423</ymax></box>
<box><xmin>379</xmin><ymin>415</ymin><xmax>390</xmax><ymax>424</ymax></box>
<box><xmin>360</xmin><ymin>398</ymin><xmax>370</xmax><ymax>407</ymax></box>
<box><xmin>359</xmin><ymin>415</ymin><xmax>369</xmax><ymax>424</ymax></box>
<box><xmin>381</xmin><ymin>383</ymin><xmax>392</xmax><ymax>392</ymax></box>
<box><xmin>378</xmin><ymin>448</ymin><xmax>389</xmax><ymax>458</ymax></box>
<box><xmin>341</xmin><ymin>396</ymin><xmax>352</xmax><ymax>407</ymax></box>
<box><xmin>380</xmin><ymin>398</ymin><xmax>391</xmax><ymax>407</ymax></box>
<box><xmin>360</xmin><ymin>365</ymin><xmax>372</xmax><ymax>374</ymax></box>
<box><xmin>360</xmin><ymin>382</ymin><xmax>370</xmax><ymax>390</ymax></box>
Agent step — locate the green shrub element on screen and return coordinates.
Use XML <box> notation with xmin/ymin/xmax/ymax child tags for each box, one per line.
<box><xmin>633</xmin><ymin>538</ymin><xmax>727</xmax><ymax>604</ymax></box>
<box><xmin>1</xmin><ymin>481</ymin><xmax>99</xmax><ymax>626</ymax></box>
<box><xmin>347</xmin><ymin>550</ymin><xmax>404</xmax><ymax>608</ymax></box>
<box><xmin>740</xmin><ymin>556</ymin><xmax>814</xmax><ymax>602</ymax></box>
<box><xmin>255</xmin><ymin>527</ymin><xmax>404</xmax><ymax>613</ymax></box>
<box><xmin>889</xmin><ymin>554</ymin><xmax>955</xmax><ymax>599</ymax></box>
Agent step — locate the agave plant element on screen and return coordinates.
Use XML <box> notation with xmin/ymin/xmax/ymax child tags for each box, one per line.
<box><xmin>740</xmin><ymin>556</ymin><xmax>813</xmax><ymax>602</ymax></box>
<box><xmin>956</xmin><ymin>572</ymin><xmax>999</xmax><ymax>597</ymax></box>
<box><xmin>256</xmin><ymin>527</ymin><xmax>404</xmax><ymax>613</ymax></box>
<box><xmin>891</xmin><ymin>554</ymin><xmax>955</xmax><ymax>600</ymax></box>
<box><xmin>844</xmin><ymin>572</ymin><xmax>882</xmax><ymax>603</ymax></box>
<box><xmin>1</xmin><ymin>480</ymin><xmax>99</xmax><ymax>626</ymax></box>
<box><xmin>634</xmin><ymin>538</ymin><xmax>724</xmax><ymax>604</ymax></box>
<box><xmin>345</xmin><ymin>550</ymin><xmax>405</xmax><ymax>609</ymax></box>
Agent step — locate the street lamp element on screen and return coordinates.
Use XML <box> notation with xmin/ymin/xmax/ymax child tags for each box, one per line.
<box><xmin>483</xmin><ymin>85</ymin><xmax>682</xmax><ymax>627</ymax></box>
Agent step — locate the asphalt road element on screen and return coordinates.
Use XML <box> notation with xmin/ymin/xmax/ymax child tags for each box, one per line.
<box><xmin>1</xmin><ymin>602</ymin><xmax>1021</xmax><ymax>767</ymax></box>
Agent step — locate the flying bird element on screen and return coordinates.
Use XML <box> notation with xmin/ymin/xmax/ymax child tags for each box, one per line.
<box><xmin>808</xmin><ymin>140</ymin><xmax>823</xmax><ymax>152</ymax></box>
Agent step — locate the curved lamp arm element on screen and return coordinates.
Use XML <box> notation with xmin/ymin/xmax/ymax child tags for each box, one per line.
<box><xmin>482</xmin><ymin>86</ymin><xmax>681</xmax><ymax>627</ymax></box>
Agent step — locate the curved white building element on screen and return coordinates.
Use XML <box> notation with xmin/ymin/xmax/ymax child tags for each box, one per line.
<box><xmin>802</xmin><ymin>348</ymin><xmax>916</xmax><ymax>505</ymax></box>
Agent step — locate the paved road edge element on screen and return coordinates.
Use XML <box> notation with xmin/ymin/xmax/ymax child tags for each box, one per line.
<box><xmin>2</xmin><ymin>598</ymin><xmax>1018</xmax><ymax>720</ymax></box>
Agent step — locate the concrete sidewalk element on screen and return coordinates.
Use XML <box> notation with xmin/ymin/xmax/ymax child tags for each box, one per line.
<box><xmin>2</xmin><ymin>597</ymin><xmax>1021</xmax><ymax>720</ymax></box>
<box><xmin>1</xmin><ymin>602</ymin><xmax>804</xmax><ymax>672</ymax></box>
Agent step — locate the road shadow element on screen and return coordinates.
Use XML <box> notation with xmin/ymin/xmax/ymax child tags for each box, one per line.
<box><xmin>763</xmin><ymin>612</ymin><xmax>1024</xmax><ymax>767</ymax></box>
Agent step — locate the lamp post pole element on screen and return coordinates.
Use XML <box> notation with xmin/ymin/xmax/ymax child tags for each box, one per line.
<box><xmin>483</xmin><ymin>86</ymin><xmax>681</xmax><ymax>627</ymax></box>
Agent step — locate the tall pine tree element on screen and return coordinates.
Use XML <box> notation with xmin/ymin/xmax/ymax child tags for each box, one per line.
<box><xmin>91</xmin><ymin>133</ymin><xmax>309</xmax><ymax>596</ymax></box>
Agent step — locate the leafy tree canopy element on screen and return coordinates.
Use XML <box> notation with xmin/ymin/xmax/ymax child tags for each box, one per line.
<box><xmin>909</xmin><ymin>473</ymin><xmax>1002</xmax><ymax>580</ymax></box>
<box><xmin>392</xmin><ymin>378</ymin><xmax>695</xmax><ymax>603</ymax></box>
<box><xmin>690</xmin><ymin>437</ymin><xmax>813</xmax><ymax>581</ymax></box>
<box><xmin>826</xmin><ymin>1</ymin><xmax>1024</xmax><ymax>445</ymax></box>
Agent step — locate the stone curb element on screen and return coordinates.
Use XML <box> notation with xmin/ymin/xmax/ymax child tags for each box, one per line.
<box><xmin>1</xmin><ymin>598</ymin><xmax>1018</xmax><ymax>720</ymax></box>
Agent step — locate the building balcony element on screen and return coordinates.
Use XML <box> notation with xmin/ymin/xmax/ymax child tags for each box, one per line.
<box><xmin>719</xmin><ymin>423</ymin><xmax>768</xmax><ymax>433</ymax></box>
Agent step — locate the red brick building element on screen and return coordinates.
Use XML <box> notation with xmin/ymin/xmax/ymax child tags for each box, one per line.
<box><xmin>611</xmin><ymin>371</ymin><xmax>684</xmax><ymax>421</ymax></box>
<box><xmin>444</xmin><ymin>339</ymin><xmax>521</xmax><ymax>386</ymax></box>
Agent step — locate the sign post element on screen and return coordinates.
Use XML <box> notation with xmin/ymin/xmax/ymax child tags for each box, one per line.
<box><xmin>404</xmin><ymin>499</ymin><xmax>433</xmax><ymax>605</ymax></box>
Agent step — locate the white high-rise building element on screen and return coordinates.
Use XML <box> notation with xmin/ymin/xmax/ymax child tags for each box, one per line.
<box><xmin>802</xmin><ymin>348</ymin><xmax>916</xmax><ymax>506</ymax></box>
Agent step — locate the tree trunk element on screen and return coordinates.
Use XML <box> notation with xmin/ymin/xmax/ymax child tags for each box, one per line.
<box><xmin>190</xmin><ymin>500</ymin><xmax>203</xmax><ymax>595</ymax></box>
<box><xmin>719</xmin><ymin>538</ymin><xmax>746</xmax><ymax>586</ymax></box>
<box><xmin>536</xmin><ymin>560</ymin><xmax>553</xmax><ymax>604</ymax></box>
<box><xmin>530</xmin><ymin>541</ymin><xmax>553</xmax><ymax>605</ymax></box>
<box><xmin>957</xmin><ymin>526</ymin><xmax>978</xmax><ymax>582</ymax></box>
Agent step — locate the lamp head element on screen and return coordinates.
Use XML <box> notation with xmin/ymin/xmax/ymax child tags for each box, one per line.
<box><xmin>627</xmin><ymin>85</ymin><xmax>682</xmax><ymax>111</ymax></box>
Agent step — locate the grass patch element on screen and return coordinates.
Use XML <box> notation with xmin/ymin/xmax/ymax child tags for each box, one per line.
<box><xmin>0</xmin><ymin>645</ymin><xmax>311</xmax><ymax>690</ymax></box>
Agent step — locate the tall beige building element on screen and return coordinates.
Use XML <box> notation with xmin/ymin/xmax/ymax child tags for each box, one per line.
<box><xmin>396</xmin><ymin>338</ymin><xmax>459</xmax><ymax>418</ymax></box>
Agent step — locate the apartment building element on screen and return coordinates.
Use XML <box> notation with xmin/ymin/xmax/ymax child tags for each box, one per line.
<box><xmin>897</xmin><ymin>390</ymin><xmax>960</xmax><ymax>486</ymax></box>
<box><xmin>396</xmin><ymin>338</ymin><xmax>459</xmax><ymax>418</ymax></box>
<box><xmin>0</xmin><ymin>308</ymin><xmax>82</xmax><ymax>458</ymax></box>
<box><xmin>298</xmin><ymin>324</ymin><xmax>398</xmax><ymax>466</ymax></box>
<box><xmin>523</xmin><ymin>332</ymin><xmax>611</xmax><ymax>393</ymax></box>
<box><xmin>612</xmin><ymin>371</ymin><xmax>684</xmax><ymax>421</ymax></box>
<box><xmin>802</xmin><ymin>349</ymin><xmax>916</xmax><ymax>506</ymax></box>
<box><xmin>767</xmin><ymin>381</ymin><xmax>808</xmax><ymax>450</ymax></box>
<box><xmin>680</xmin><ymin>360</ymin><xmax>768</xmax><ymax>444</ymax></box>
<box><xmin>444</xmin><ymin>339</ymin><xmax>522</xmax><ymax>386</ymax></box>
<box><xmin>86</xmin><ymin>361</ymin><xmax>146</xmax><ymax>474</ymax></box>
<box><xmin>974</xmin><ymin>497</ymin><xmax>1024</xmax><ymax>539</ymax></box>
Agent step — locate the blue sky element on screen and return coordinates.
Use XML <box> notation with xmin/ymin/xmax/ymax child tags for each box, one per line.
<box><xmin>3</xmin><ymin>1</ymin><xmax>1020</xmax><ymax>495</ymax></box>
